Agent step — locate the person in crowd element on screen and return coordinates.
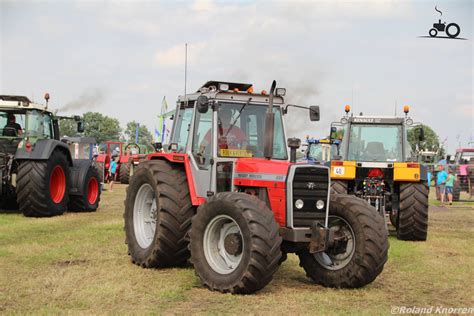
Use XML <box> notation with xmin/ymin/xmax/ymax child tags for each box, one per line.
<box><xmin>437</xmin><ymin>165</ymin><xmax>448</xmax><ymax>207</ymax></box>
<box><xmin>445</xmin><ymin>168</ymin><xmax>456</xmax><ymax>206</ymax></box>
<box><xmin>109</xmin><ymin>156</ymin><xmax>118</xmax><ymax>192</ymax></box>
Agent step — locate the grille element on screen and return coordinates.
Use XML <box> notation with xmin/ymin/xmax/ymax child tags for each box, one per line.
<box><xmin>291</xmin><ymin>166</ymin><xmax>329</xmax><ymax>227</ymax></box>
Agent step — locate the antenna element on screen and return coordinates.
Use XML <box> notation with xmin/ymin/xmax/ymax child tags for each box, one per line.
<box><xmin>184</xmin><ymin>43</ymin><xmax>188</xmax><ymax>106</ymax></box>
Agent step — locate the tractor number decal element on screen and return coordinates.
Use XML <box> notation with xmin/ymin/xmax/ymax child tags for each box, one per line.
<box><xmin>333</xmin><ymin>166</ymin><xmax>345</xmax><ymax>175</ymax></box>
<box><xmin>219</xmin><ymin>149</ymin><xmax>253</xmax><ymax>158</ymax></box>
<box><xmin>234</xmin><ymin>172</ymin><xmax>286</xmax><ymax>182</ymax></box>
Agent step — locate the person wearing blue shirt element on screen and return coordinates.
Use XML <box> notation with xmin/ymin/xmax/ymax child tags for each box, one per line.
<box><xmin>437</xmin><ymin>165</ymin><xmax>448</xmax><ymax>207</ymax></box>
<box><xmin>109</xmin><ymin>156</ymin><xmax>118</xmax><ymax>192</ymax></box>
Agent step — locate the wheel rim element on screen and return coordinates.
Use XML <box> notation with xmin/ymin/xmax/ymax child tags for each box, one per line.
<box><xmin>87</xmin><ymin>177</ymin><xmax>99</xmax><ymax>205</ymax></box>
<box><xmin>133</xmin><ymin>183</ymin><xmax>157</xmax><ymax>249</ymax></box>
<box><xmin>203</xmin><ymin>214</ymin><xmax>244</xmax><ymax>275</ymax></box>
<box><xmin>50</xmin><ymin>165</ymin><xmax>66</xmax><ymax>203</ymax></box>
<box><xmin>314</xmin><ymin>215</ymin><xmax>355</xmax><ymax>271</ymax></box>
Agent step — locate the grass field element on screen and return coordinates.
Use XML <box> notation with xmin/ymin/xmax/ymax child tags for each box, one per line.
<box><xmin>1</xmin><ymin>185</ymin><xmax>473</xmax><ymax>314</ymax></box>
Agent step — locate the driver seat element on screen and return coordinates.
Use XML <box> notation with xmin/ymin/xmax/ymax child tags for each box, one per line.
<box><xmin>365</xmin><ymin>142</ymin><xmax>386</xmax><ymax>161</ymax></box>
<box><xmin>2</xmin><ymin>127</ymin><xmax>18</xmax><ymax>137</ymax></box>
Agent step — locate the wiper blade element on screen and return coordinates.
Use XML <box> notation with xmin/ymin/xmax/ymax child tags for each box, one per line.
<box><xmin>224</xmin><ymin>97</ymin><xmax>252</xmax><ymax>137</ymax></box>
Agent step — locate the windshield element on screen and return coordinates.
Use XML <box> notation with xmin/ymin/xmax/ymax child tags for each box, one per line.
<box><xmin>345</xmin><ymin>124</ymin><xmax>403</xmax><ymax>162</ymax></box>
<box><xmin>216</xmin><ymin>102</ymin><xmax>287</xmax><ymax>159</ymax></box>
<box><xmin>308</xmin><ymin>143</ymin><xmax>338</xmax><ymax>161</ymax></box>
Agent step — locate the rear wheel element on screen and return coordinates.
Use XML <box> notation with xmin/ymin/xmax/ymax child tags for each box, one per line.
<box><xmin>189</xmin><ymin>192</ymin><xmax>282</xmax><ymax>294</ymax></box>
<box><xmin>397</xmin><ymin>182</ymin><xmax>428</xmax><ymax>241</ymax></box>
<box><xmin>124</xmin><ymin>160</ymin><xmax>194</xmax><ymax>268</ymax></box>
<box><xmin>16</xmin><ymin>150</ymin><xmax>70</xmax><ymax>217</ymax></box>
<box><xmin>298</xmin><ymin>194</ymin><xmax>388</xmax><ymax>288</ymax></box>
<box><xmin>331</xmin><ymin>180</ymin><xmax>348</xmax><ymax>195</ymax></box>
<box><xmin>93</xmin><ymin>161</ymin><xmax>105</xmax><ymax>183</ymax></box>
<box><xmin>120</xmin><ymin>158</ymin><xmax>133</xmax><ymax>184</ymax></box>
<box><xmin>68</xmin><ymin>165</ymin><xmax>101</xmax><ymax>212</ymax></box>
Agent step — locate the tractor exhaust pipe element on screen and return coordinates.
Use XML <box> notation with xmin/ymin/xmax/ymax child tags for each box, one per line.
<box><xmin>264</xmin><ymin>80</ymin><xmax>277</xmax><ymax>159</ymax></box>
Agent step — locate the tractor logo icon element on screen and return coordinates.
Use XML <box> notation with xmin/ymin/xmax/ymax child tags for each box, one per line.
<box><xmin>428</xmin><ymin>6</ymin><xmax>461</xmax><ymax>39</ymax></box>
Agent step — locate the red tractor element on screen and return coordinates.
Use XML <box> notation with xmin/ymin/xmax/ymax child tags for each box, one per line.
<box><xmin>124</xmin><ymin>81</ymin><xmax>388</xmax><ymax>294</ymax></box>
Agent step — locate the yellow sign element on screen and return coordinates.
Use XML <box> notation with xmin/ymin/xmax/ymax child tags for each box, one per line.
<box><xmin>219</xmin><ymin>149</ymin><xmax>253</xmax><ymax>157</ymax></box>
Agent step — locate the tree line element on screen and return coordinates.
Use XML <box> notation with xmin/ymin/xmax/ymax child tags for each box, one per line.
<box><xmin>59</xmin><ymin>112</ymin><xmax>154</xmax><ymax>146</ymax></box>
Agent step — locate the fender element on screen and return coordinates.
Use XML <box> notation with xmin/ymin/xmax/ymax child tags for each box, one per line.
<box><xmin>69</xmin><ymin>159</ymin><xmax>95</xmax><ymax>196</ymax></box>
<box><xmin>15</xmin><ymin>139</ymin><xmax>73</xmax><ymax>165</ymax></box>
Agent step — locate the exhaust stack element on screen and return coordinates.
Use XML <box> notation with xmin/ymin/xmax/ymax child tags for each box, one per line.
<box><xmin>263</xmin><ymin>80</ymin><xmax>277</xmax><ymax>159</ymax></box>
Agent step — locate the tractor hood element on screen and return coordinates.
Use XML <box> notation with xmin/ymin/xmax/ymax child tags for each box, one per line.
<box><xmin>234</xmin><ymin>158</ymin><xmax>290</xmax><ymax>182</ymax></box>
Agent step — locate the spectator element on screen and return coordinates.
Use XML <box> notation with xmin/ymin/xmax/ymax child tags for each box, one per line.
<box><xmin>437</xmin><ymin>165</ymin><xmax>448</xmax><ymax>207</ymax></box>
<box><xmin>109</xmin><ymin>156</ymin><xmax>118</xmax><ymax>192</ymax></box>
<box><xmin>427</xmin><ymin>170</ymin><xmax>432</xmax><ymax>189</ymax></box>
<box><xmin>445</xmin><ymin>168</ymin><xmax>455</xmax><ymax>205</ymax></box>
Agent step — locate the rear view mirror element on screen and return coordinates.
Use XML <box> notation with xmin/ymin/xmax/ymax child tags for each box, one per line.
<box><xmin>309</xmin><ymin>106</ymin><xmax>320</xmax><ymax>121</ymax></box>
<box><xmin>77</xmin><ymin>121</ymin><xmax>84</xmax><ymax>133</ymax></box>
<box><xmin>196</xmin><ymin>95</ymin><xmax>209</xmax><ymax>113</ymax></box>
<box><xmin>418</xmin><ymin>127</ymin><xmax>425</xmax><ymax>141</ymax></box>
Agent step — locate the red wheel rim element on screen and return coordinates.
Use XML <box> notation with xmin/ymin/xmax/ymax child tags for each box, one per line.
<box><xmin>87</xmin><ymin>177</ymin><xmax>99</xmax><ymax>205</ymax></box>
<box><xmin>50</xmin><ymin>165</ymin><xmax>66</xmax><ymax>203</ymax></box>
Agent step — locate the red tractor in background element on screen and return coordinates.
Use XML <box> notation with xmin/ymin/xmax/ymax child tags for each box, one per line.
<box><xmin>124</xmin><ymin>80</ymin><xmax>388</xmax><ymax>294</ymax></box>
<box><xmin>95</xmin><ymin>141</ymin><xmax>151</xmax><ymax>184</ymax></box>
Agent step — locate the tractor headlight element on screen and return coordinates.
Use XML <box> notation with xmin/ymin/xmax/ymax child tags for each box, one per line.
<box><xmin>295</xmin><ymin>199</ymin><xmax>304</xmax><ymax>209</ymax></box>
<box><xmin>316</xmin><ymin>200</ymin><xmax>325</xmax><ymax>210</ymax></box>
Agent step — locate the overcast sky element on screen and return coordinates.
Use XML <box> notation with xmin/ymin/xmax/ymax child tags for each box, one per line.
<box><xmin>1</xmin><ymin>0</ymin><xmax>472</xmax><ymax>153</ymax></box>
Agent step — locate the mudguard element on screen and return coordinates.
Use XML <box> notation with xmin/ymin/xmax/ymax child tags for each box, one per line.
<box><xmin>15</xmin><ymin>139</ymin><xmax>73</xmax><ymax>165</ymax></box>
<box><xmin>69</xmin><ymin>159</ymin><xmax>94</xmax><ymax>196</ymax></box>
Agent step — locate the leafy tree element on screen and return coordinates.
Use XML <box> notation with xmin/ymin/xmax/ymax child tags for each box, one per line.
<box><xmin>58</xmin><ymin>119</ymin><xmax>78</xmax><ymax>137</ymax></box>
<box><xmin>407</xmin><ymin>124</ymin><xmax>445</xmax><ymax>157</ymax></box>
<box><xmin>83</xmin><ymin>112</ymin><xmax>121</xmax><ymax>144</ymax></box>
<box><xmin>124</xmin><ymin>121</ymin><xmax>154</xmax><ymax>147</ymax></box>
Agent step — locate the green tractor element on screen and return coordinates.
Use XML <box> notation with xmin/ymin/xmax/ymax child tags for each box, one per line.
<box><xmin>0</xmin><ymin>94</ymin><xmax>101</xmax><ymax>216</ymax></box>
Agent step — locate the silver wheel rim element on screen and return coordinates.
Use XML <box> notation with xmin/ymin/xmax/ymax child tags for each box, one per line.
<box><xmin>133</xmin><ymin>183</ymin><xmax>157</xmax><ymax>249</ymax></box>
<box><xmin>203</xmin><ymin>214</ymin><xmax>244</xmax><ymax>275</ymax></box>
<box><xmin>314</xmin><ymin>215</ymin><xmax>355</xmax><ymax>270</ymax></box>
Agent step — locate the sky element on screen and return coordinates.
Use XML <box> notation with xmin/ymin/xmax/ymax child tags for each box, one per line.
<box><xmin>1</xmin><ymin>0</ymin><xmax>472</xmax><ymax>153</ymax></box>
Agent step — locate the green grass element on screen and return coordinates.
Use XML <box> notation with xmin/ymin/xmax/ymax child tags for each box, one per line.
<box><xmin>1</xmin><ymin>184</ymin><xmax>473</xmax><ymax>314</ymax></box>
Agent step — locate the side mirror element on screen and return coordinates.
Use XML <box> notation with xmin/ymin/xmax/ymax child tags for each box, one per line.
<box><xmin>329</xmin><ymin>126</ymin><xmax>337</xmax><ymax>141</ymax></box>
<box><xmin>196</xmin><ymin>95</ymin><xmax>209</xmax><ymax>113</ymax></box>
<box><xmin>309</xmin><ymin>106</ymin><xmax>320</xmax><ymax>121</ymax></box>
<box><xmin>418</xmin><ymin>127</ymin><xmax>425</xmax><ymax>141</ymax></box>
<box><xmin>77</xmin><ymin>121</ymin><xmax>84</xmax><ymax>133</ymax></box>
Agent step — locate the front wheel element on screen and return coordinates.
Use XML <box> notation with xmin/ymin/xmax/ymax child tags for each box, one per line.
<box><xmin>429</xmin><ymin>28</ymin><xmax>438</xmax><ymax>37</ymax></box>
<box><xmin>397</xmin><ymin>182</ymin><xmax>428</xmax><ymax>241</ymax></box>
<box><xmin>68</xmin><ymin>165</ymin><xmax>101</xmax><ymax>212</ymax></box>
<box><xmin>189</xmin><ymin>192</ymin><xmax>282</xmax><ymax>294</ymax></box>
<box><xmin>298</xmin><ymin>194</ymin><xmax>388</xmax><ymax>288</ymax></box>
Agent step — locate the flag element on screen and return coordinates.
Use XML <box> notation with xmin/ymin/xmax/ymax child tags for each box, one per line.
<box><xmin>154</xmin><ymin>127</ymin><xmax>161</xmax><ymax>139</ymax></box>
<box><xmin>161</xmin><ymin>96</ymin><xmax>168</xmax><ymax>114</ymax></box>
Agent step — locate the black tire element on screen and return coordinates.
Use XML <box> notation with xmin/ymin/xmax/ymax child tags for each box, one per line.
<box><xmin>68</xmin><ymin>165</ymin><xmax>101</xmax><ymax>212</ymax></box>
<box><xmin>119</xmin><ymin>159</ymin><xmax>132</xmax><ymax>184</ymax></box>
<box><xmin>124</xmin><ymin>160</ymin><xmax>194</xmax><ymax>268</ymax></box>
<box><xmin>93</xmin><ymin>161</ymin><xmax>105</xmax><ymax>183</ymax></box>
<box><xmin>298</xmin><ymin>194</ymin><xmax>388</xmax><ymax>288</ymax></box>
<box><xmin>429</xmin><ymin>28</ymin><xmax>438</xmax><ymax>37</ymax></box>
<box><xmin>331</xmin><ymin>180</ymin><xmax>348</xmax><ymax>195</ymax></box>
<box><xmin>189</xmin><ymin>192</ymin><xmax>282</xmax><ymax>294</ymax></box>
<box><xmin>16</xmin><ymin>150</ymin><xmax>70</xmax><ymax>217</ymax></box>
<box><xmin>397</xmin><ymin>182</ymin><xmax>428</xmax><ymax>241</ymax></box>
<box><xmin>446</xmin><ymin>23</ymin><xmax>460</xmax><ymax>38</ymax></box>
<box><xmin>452</xmin><ymin>183</ymin><xmax>461</xmax><ymax>201</ymax></box>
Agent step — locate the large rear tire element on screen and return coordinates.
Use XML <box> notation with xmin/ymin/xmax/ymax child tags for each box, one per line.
<box><xmin>331</xmin><ymin>180</ymin><xmax>348</xmax><ymax>195</ymax></box>
<box><xmin>124</xmin><ymin>160</ymin><xmax>194</xmax><ymax>268</ymax></box>
<box><xmin>397</xmin><ymin>182</ymin><xmax>428</xmax><ymax>241</ymax></box>
<box><xmin>93</xmin><ymin>161</ymin><xmax>105</xmax><ymax>183</ymax></box>
<box><xmin>68</xmin><ymin>165</ymin><xmax>101</xmax><ymax>212</ymax></box>
<box><xmin>189</xmin><ymin>192</ymin><xmax>282</xmax><ymax>294</ymax></box>
<box><xmin>120</xmin><ymin>158</ymin><xmax>132</xmax><ymax>184</ymax></box>
<box><xmin>298</xmin><ymin>194</ymin><xmax>388</xmax><ymax>288</ymax></box>
<box><xmin>16</xmin><ymin>150</ymin><xmax>70</xmax><ymax>217</ymax></box>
